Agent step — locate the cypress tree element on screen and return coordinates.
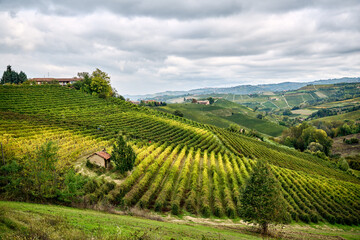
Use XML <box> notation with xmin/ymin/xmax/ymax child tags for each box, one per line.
<box><xmin>18</xmin><ymin>71</ymin><xmax>28</xmax><ymax>83</ymax></box>
<box><xmin>240</xmin><ymin>159</ymin><xmax>289</xmax><ymax>235</ymax></box>
<box><xmin>111</xmin><ymin>135</ymin><xmax>135</xmax><ymax>173</ymax></box>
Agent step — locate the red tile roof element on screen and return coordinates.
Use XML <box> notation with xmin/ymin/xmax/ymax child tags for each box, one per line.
<box><xmin>95</xmin><ymin>151</ymin><xmax>111</xmax><ymax>160</ymax></box>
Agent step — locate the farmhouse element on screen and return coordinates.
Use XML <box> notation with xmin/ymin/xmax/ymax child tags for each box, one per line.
<box><xmin>130</xmin><ymin>101</ymin><xmax>140</xmax><ymax>105</ymax></box>
<box><xmin>269</xmin><ymin>97</ymin><xmax>279</xmax><ymax>101</ymax></box>
<box><xmin>87</xmin><ymin>150</ymin><xmax>111</xmax><ymax>168</ymax></box>
<box><xmin>197</xmin><ymin>100</ymin><xmax>210</xmax><ymax>105</ymax></box>
<box><xmin>29</xmin><ymin>78</ymin><xmax>82</xmax><ymax>86</ymax></box>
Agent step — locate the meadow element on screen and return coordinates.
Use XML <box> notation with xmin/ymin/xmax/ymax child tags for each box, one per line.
<box><xmin>1</xmin><ymin>201</ymin><xmax>360</xmax><ymax>240</ymax></box>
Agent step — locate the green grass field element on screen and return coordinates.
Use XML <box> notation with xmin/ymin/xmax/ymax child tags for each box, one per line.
<box><xmin>0</xmin><ymin>201</ymin><xmax>260</xmax><ymax>240</ymax></box>
<box><xmin>1</xmin><ymin>201</ymin><xmax>359</xmax><ymax>240</ymax></box>
<box><xmin>157</xmin><ymin>99</ymin><xmax>287</xmax><ymax>136</ymax></box>
<box><xmin>311</xmin><ymin>109</ymin><xmax>360</xmax><ymax>122</ymax></box>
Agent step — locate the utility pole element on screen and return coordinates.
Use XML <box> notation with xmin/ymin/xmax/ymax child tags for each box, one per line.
<box><xmin>1</xmin><ymin>142</ymin><xmax>4</xmax><ymax>165</ymax></box>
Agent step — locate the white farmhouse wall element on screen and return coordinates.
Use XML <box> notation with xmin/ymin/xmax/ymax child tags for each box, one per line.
<box><xmin>88</xmin><ymin>155</ymin><xmax>105</xmax><ymax>167</ymax></box>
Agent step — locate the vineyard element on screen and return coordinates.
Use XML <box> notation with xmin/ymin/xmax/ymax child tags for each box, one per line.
<box><xmin>0</xmin><ymin>85</ymin><xmax>359</xmax><ymax>224</ymax></box>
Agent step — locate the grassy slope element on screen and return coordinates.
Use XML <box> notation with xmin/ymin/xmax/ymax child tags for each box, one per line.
<box><xmin>1</xmin><ymin>85</ymin><xmax>360</xmax><ymax>224</ymax></box>
<box><xmin>1</xmin><ymin>201</ymin><xmax>359</xmax><ymax>240</ymax></box>
<box><xmin>332</xmin><ymin>133</ymin><xmax>360</xmax><ymax>157</ymax></box>
<box><xmin>311</xmin><ymin>109</ymin><xmax>360</xmax><ymax>122</ymax></box>
<box><xmin>0</xmin><ymin>201</ymin><xmax>259</xmax><ymax>240</ymax></box>
<box><xmin>157</xmin><ymin>99</ymin><xmax>287</xmax><ymax>136</ymax></box>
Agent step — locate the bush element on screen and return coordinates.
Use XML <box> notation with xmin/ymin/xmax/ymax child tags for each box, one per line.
<box><xmin>338</xmin><ymin>159</ymin><xmax>349</xmax><ymax>171</ymax></box>
<box><xmin>346</xmin><ymin>154</ymin><xmax>360</xmax><ymax>170</ymax></box>
<box><xmin>173</xmin><ymin>110</ymin><xmax>184</xmax><ymax>117</ymax></box>
<box><xmin>343</xmin><ymin>138</ymin><xmax>359</xmax><ymax>144</ymax></box>
<box><xmin>83</xmin><ymin>179</ymin><xmax>99</xmax><ymax>194</ymax></box>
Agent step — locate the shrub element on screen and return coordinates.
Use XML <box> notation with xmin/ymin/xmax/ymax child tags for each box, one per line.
<box><xmin>344</xmin><ymin>138</ymin><xmax>359</xmax><ymax>144</ymax></box>
<box><xmin>338</xmin><ymin>159</ymin><xmax>349</xmax><ymax>171</ymax></box>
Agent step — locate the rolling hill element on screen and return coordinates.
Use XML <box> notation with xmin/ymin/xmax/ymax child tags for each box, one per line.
<box><xmin>1</xmin><ymin>85</ymin><xmax>360</xmax><ymax>225</ymax></box>
<box><xmin>125</xmin><ymin>77</ymin><xmax>360</xmax><ymax>101</ymax></box>
<box><xmin>156</xmin><ymin>99</ymin><xmax>287</xmax><ymax>137</ymax></box>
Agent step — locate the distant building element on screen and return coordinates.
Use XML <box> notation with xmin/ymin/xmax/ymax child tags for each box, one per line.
<box><xmin>29</xmin><ymin>78</ymin><xmax>82</xmax><ymax>86</ymax></box>
<box><xmin>269</xmin><ymin>97</ymin><xmax>279</xmax><ymax>101</ymax></box>
<box><xmin>197</xmin><ymin>100</ymin><xmax>210</xmax><ymax>105</ymax></box>
<box><xmin>130</xmin><ymin>101</ymin><xmax>140</xmax><ymax>105</ymax></box>
<box><xmin>87</xmin><ymin>150</ymin><xmax>111</xmax><ymax>168</ymax></box>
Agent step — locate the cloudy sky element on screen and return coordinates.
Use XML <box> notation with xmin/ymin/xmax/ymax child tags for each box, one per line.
<box><xmin>1</xmin><ymin>0</ymin><xmax>359</xmax><ymax>95</ymax></box>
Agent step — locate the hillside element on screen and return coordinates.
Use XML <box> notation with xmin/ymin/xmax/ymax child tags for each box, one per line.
<box><xmin>125</xmin><ymin>77</ymin><xmax>360</xmax><ymax>101</ymax></box>
<box><xmin>2</xmin><ymin>201</ymin><xmax>360</xmax><ymax>240</ymax></box>
<box><xmin>1</xmin><ymin>85</ymin><xmax>360</xmax><ymax>225</ymax></box>
<box><xmin>156</xmin><ymin>99</ymin><xmax>287</xmax><ymax>137</ymax></box>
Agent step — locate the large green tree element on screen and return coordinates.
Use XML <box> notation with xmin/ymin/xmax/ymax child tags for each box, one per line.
<box><xmin>240</xmin><ymin>159</ymin><xmax>289</xmax><ymax>235</ymax></box>
<box><xmin>20</xmin><ymin>141</ymin><xmax>60</xmax><ymax>200</ymax></box>
<box><xmin>18</xmin><ymin>71</ymin><xmax>28</xmax><ymax>83</ymax></box>
<box><xmin>280</xmin><ymin>122</ymin><xmax>332</xmax><ymax>156</ymax></box>
<box><xmin>90</xmin><ymin>68</ymin><xmax>113</xmax><ymax>98</ymax></box>
<box><xmin>111</xmin><ymin>136</ymin><xmax>136</xmax><ymax>173</ymax></box>
<box><xmin>1</xmin><ymin>65</ymin><xmax>27</xmax><ymax>84</ymax></box>
<box><xmin>1</xmin><ymin>65</ymin><xmax>12</xmax><ymax>84</ymax></box>
<box><xmin>73</xmin><ymin>69</ymin><xmax>113</xmax><ymax>98</ymax></box>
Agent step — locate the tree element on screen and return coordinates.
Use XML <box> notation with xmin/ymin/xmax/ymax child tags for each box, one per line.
<box><xmin>207</xmin><ymin>97</ymin><xmax>215</xmax><ymax>104</ymax></box>
<box><xmin>229</xmin><ymin>123</ymin><xmax>240</xmax><ymax>132</ymax></box>
<box><xmin>283</xmin><ymin>109</ymin><xmax>292</xmax><ymax>116</ymax></box>
<box><xmin>111</xmin><ymin>136</ymin><xmax>136</xmax><ymax>173</ymax></box>
<box><xmin>90</xmin><ymin>68</ymin><xmax>113</xmax><ymax>98</ymax></box>
<box><xmin>23</xmin><ymin>141</ymin><xmax>60</xmax><ymax>200</ymax></box>
<box><xmin>1</xmin><ymin>65</ymin><xmax>12</xmax><ymax>84</ymax></box>
<box><xmin>1</xmin><ymin>65</ymin><xmax>27</xmax><ymax>84</ymax></box>
<box><xmin>18</xmin><ymin>71</ymin><xmax>27</xmax><ymax>83</ymax></box>
<box><xmin>280</xmin><ymin>122</ymin><xmax>332</xmax><ymax>156</ymax></box>
<box><xmin>73</xmin><ymin>70</ymin><xmax>113</xmax><ymax>98</ymax></box>
<box><xmin>240</xmin><ymin>159</ymin><xmax>289</xmax><ymax>235</ymax></box>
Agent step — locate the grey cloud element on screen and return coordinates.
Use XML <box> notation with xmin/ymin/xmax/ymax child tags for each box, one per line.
<box><xmin>2</xmin><ymin>0</ymin><xmax>359</xmax><ymax>19</ymax></box>
<box><xmin>0</xmin><ymin>1</ymin><xmax>359</xmax><ymax>94</ymax></box>
<box><xmin>0</xmin><ymin>0</ymin><xmax>242</xmax><ymax>19</ymax></box>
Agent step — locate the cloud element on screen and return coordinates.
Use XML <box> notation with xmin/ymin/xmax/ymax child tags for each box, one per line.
<box><xmin>0</xmin><ymin>1</ymin><xmax>359</xmax><ymax>94</ymax></box>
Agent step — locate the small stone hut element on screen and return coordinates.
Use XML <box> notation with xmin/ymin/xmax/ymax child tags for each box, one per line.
<box><xmin>87</xmin><ymin>150</ymin><xmax>111</xmax><ymax>168</ymax></box>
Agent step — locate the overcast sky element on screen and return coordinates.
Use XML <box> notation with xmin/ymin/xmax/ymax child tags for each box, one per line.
<box><xmin>1</xmin><ymin>0</ymin><xmax>359</xmax><ymax>95</ymax></box>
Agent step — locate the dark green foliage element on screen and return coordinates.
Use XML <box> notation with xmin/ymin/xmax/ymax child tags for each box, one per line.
<box><xmin>18</xmin><ymin>71</ymin><xmax>27</xmax><ymax>83</ymax></box>
<box><xmin>1</xmin><ymin>65</ymin><xmax>27</xmax><ymax>84</ymax></box>
<box><xmin>240</xmin><ymin>159</ymin><xmax>289</xmax><ymax>235</ymax></box>
<box><xmin>280</xmin><ymin>122</ymin><xmax>332</xmax><ymax>156</ymax></box>
<box><xmin>343</xmin><ymin>137</ymin><xmax>359</xmax><ymax>144</ymax></box>
<box><xmin>24</xmin><ymin>141</ymin><xmax>60</xmax><ymax>199</ymax></box>
<box><xmin>112</xmin><ymin>135</ymin><xmax>136</xmax><ymax>173</ymax></box>
<box><xmin>0</xmin><ymin>161</ymin><xmax>22</xmax><ymax>198</ymax></box>
<box><xmin>0</xmin><ymin>141</ymin><xmax>61</xmax><ymax>201</ymax></box>
<box><xmin>283</xmin><ymin>109</ymin><xmax>292</xmax><ymax>116</ymax></box>
<box><xmin>337</xmin><ymin>159</ymin><xmax>349</xmax><ymax>171</ymax></box>
<box><xmin>72</xmin><ymin>69</ymin><xmax>113</xmax><ymax>98</ymax></box>
<box><xmin>1</xmin><ymin>66</ymin><xmax>12</xmax><ymax>84</ymax></box>
<box><xmin>346</xmin><ymin>154</ymin><xmax>360</xmax><ymax>170</ymax></box>
<box><xmin>58</xmin><ymin>169</ymin><xmax>88</xmax><ymax>203</ymax></box>
<box><xmin>207</xmin><ymin>97</ymin><xmax>215</xmax><ymax>104</ymax></box>
<box><xmin>228</xmin><ymin>123</ymin><xmax>241</xmax><ymax>132</ymax></box>
<box><xmin>173</xmin><ymin>110</ymin><xmax>184</xmax><ymax>117</ymax></box>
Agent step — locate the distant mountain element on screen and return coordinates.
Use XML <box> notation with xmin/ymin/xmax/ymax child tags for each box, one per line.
<box><xmin>125</xmin><ymin>77</ymin><xmax>360</xmax><ymax>100</ymax></box>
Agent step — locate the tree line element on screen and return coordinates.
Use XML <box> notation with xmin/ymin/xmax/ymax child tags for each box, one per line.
<box><xmin>1</xmin><ymin>65</ymin><xmax>27</xmax><ymax>84</ymax></box>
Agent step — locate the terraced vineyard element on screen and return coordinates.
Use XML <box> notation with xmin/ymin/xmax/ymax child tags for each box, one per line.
<box><xmin>1</xmin><ymin>85</ymin><xmax>359</xmax><ymax>224</ymax></box>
